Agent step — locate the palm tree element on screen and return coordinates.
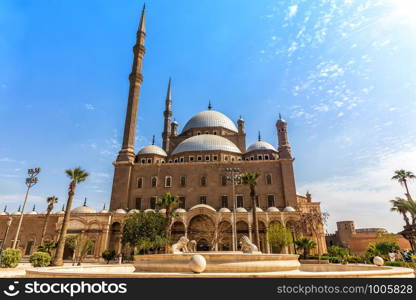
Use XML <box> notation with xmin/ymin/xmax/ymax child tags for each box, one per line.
<box><xmin>156</xmin><ymin>192</ymin><xmax>179</xmax><ymax>241</ymax></box>
<box><xmin>52</xmin><ymin>167</ymin><xmax>89</xmax><ymax>266</ymax></box>
<box><xmin>40</xmin><ymin>196</ymin><xmax>58</xmax><ymax>245</ymax></box>
<box><xmin>241</xmin><ymin>172</ymin><xmax>261</xmax><ymax>248</ymax></box>
<box><xmin>295</xmin><ymin>237</ymin><xmax>317</xmax><ymax>259</ymax></box>
<box><xmin>392</xmin><ymin>169</ymin><xmax>415</xmax><ymax>196</ymax></box>
<box><xmin>390</xmin><ymin>197</ymin><xmax>412</xmax><ymax>226</ymax></box>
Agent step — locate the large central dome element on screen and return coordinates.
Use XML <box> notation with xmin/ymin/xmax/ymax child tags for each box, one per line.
<box><xmin>171</xmin><ymin>134</ymin><xmax>241</xmax><ymax>155</ymax></box>
<box><xmin>182</xmin><ymin>110</ymin><xmax>238</xmax><ymax>133</ymax></box>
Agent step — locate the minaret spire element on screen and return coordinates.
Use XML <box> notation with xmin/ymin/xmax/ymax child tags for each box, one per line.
<box><xmin>258</xmin><ymin>131</ymin><xmax>261</xmax><ymax>141</ymax></box>
<box><xmin>83</xmin><ymin>197</ymin><xmax>87</xmax><ymax>206</ymax></box>
<box><xmin>208</xmin><ymin>100</ymin><xmax>212</xmax><ymax>110</ymax></box>
<box><xmin>152</xmin><ymin>135</ymin><xmax>155</xmax><ymax>145</ymax></box>
<box><xmin>117</xmin><ymin>4</ymin><xmax>146</xmax><ymax>162</ymax></box>
<box><xmin>162</xmin><ymin>78</ymin><xmax>172</xmax><ymax>152</ymax></box>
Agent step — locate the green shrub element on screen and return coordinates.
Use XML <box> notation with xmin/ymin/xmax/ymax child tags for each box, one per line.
<box><xmin>102</xmin><ymin>249</ymin><xmax>116</xmax><ymax>264</ymax></box>
<box><xmin>0</xmin><ymin>248</ymin><xmax>22</xmax><ymax>268</ymax></box>
<box><xmin>385</xmin><ymin>260</ymin><xmax>406</xmax><ymax>267</ymax></box>
<box><xmin>29</xmin><ymin>252</ymin><xmax>51</xmax><ymax>267</ymax></box>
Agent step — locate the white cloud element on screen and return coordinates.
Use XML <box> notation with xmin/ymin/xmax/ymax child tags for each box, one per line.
<box><xmin>287</xmin><ymin>5</ymin><xmax>298</xmax><ymax>19</ymax></box>
<box><xmin>84</xmin><ymin>103</ymin><xmax>95</xmax><ymax>110</ymax></box>
<box><xmin>299</xmin><ymin>148</ymin><xmax>416</xmax><ymax>233</ymax></box>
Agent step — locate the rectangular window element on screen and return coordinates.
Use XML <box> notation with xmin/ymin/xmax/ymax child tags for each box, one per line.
<box><xmin>200</xmin><ymin>176</ymin><xmax>207</xmax><ymax>186</ymax></box>
<box><xmin>266</xmin><ymin>174</ymin><xmax>272</xmax><ymax>185</ymax></box>
<box><xmin>236</xmin><ymin>195</ymin><xmax>244</xmax><ymax>208</ymax></box>
<box><xmin>199</xmin><ymin>196</ymin><xmax>207</xmax><ymax>204</ymax></box>
<box><xmin>267</xmin><ymin>195</ymin><xmax>275</xmax><ymax>207</ymax></box>
<box><xmin>135</xmin><ymin>197</ymin><xmax>142</xmax><ymax>210</ymax></box>
<box><xmin>150</xmin><ymin>197</ymin><xmax>156</xmax><ymax>209</ymax></box>
<box><xmin>137</xmin><ymin>177</ymin><xmax>143</xmax><ymax>189</ymax></box>
<box><xmin>221</xmin><ymin>195</ymin><xmax>228</xmax><ymax>208</ymax></box>
<box><xmin>255</xmin><ymin>195</ymin><xmax>260</xmax><ymax>207</ymax></box>
<box><xmin>179</xmin><ymin>197</ymin><xmax>186</xmax><ymax>209</ymax></box>
<box><xmin>25</xmin><ymin>241</ymin><xmax>34</xmax><ymax>256</ymax></box>
<box><xmin>151</xmin><ymin>177</ymin><xmax>157</xmax><ymax>187</ymax></box>
<box><xmin>180</xmin><ymin>176</ymin><xmax>186</xmax><ymax>187</ymax></box>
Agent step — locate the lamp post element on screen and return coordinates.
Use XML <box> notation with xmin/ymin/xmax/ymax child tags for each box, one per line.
<box><xmin>12</xmin><ymin>168</ymin><xmax>40</xmax><ymax>249</ymax></box>
<box><xmin>0</xmin><ymin>217</ymin><xmax>13</xmax><ymax>254</ymax></box>
<box><xmin>225</xmin><ymin>167</ymin><xmax>242</xmax><ymax>251</ymax></box>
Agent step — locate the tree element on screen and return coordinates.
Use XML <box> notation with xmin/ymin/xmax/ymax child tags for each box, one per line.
<box><xmin>327</xmin><ymin>246</ymin><xmax>349</xmax><ymax>263</ymax></box>
<box><xmin>392</xmin><ymin>169</ymin><xmax>415</xmax><ymax>197</ymax></box>
<box><xmin>156</xmin><ymin>192</ymin><xmax>178</xmax><ymax>241</ymax></box>
<box><xmin>390</xmin><ymin>197</ymin><xmax>411</xmax><ymax>226</ymax></box>
<box><xmin>121</xmin><ymin>212</ymin><xmax>167</xmax><ymax>254</ymax></box>
<box><xmin>52</xmin><ymin>167</ymin><xmax>89</xmax><ymax>266</ymax></box>
<box><xmin>297</xmin><ymin>208</ymin><xmax>329</xmax><ymax>260</ymax></box>
<box><xmin>294</xmin><ymin>237</ymin><xmax>316</xmax><ymax>259</ymax></box>
<box><xmin>267</xmin><ymin>223</ymin><xmax>293</xmax><ymax>253</ymax></box>
<box><xmin>73</xmin><ymin>236</ymin><xmax>94</xmax><ymax>266</ymax></box>
<box><xmin>40</xmin><ymin>196</ymin><xmax>58</xmax><ymax>245</ymax></box>
<box><xmin>241</xmin><ymin>172</ymin><xmax>261</xmax><ymax>248</ymax></box>
<box><xmin>365</xmin><ymin>241</ymin><xmax>399</xmax><ymax>260</ymax></box>
<box><xmin>102</xmin><ymin>249</ymin><xmax>116</xmax><ymax>264</ymax></box>
<box><xmin>37</xmin><ymin>241</ymin><xmax>56</xmax><ymax>256</ymax></box>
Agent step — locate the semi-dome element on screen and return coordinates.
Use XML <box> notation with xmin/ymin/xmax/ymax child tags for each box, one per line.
<box><xmin>219</xmin><ymin>207</ymin><xmax>231</xmax><ymax>213</ymax></box>
<box><xmin>144</xmin><ymin>209</ymin><xmax>155</xmax><ymax>213</ymax></box>
<box><xmin>182</xmin><ymin>110</ymin><xmax>238</xmax><ymax>133</ymax></box>
<box><xmin>137</xmin><ymin>145</ymin><xmax>167</xmax><ymax>157</ymax></box>
<box><xmin>190</xmin><ymin>204</ymin><xmax>216</xmax><ymax>212</ymax></box>
<box><xmin>28</xmin><ymin>210</ymin><xmax>38</xmax><ymax>215</ymax></box>
<box><xmin>158</xmin><ymin>208</ymin><xmax>166</xmax><ymax>214</ymax></box>
<box><xmin>0</xmin><ymin>211</ymin><xmax>8</xmax><ymax>216</ymax></box>
<box><xmin>128</xmin><ymin>209</ymin><xmax>140</xmax><ymax>214</ymax></box>
<box><xmin>235</xmin><ymin>207</ymin><xmax>247</xmax><ymax>213</ymax></box>
<box><xmin>174</xmin><ymin>208</ymin><xmax>186</xmax><ymax>214</ymax></box>
<box><xmin>283</xmin><ymin>206</ymin><xmax>296</xmax><ymax>212</ymax></box>
<box><xmin>114</xmin><ymin>208</ymin><xmax>127</xmax><ymax>214</ymax></box>
<box><xmin>171</xmin><ymin>134</ymin><xmax>241</xmax><ymax>155</ymax></box>
<box><xmin>246</xmin><ymin>141</ymin><xmax>277</xmax><ymax>152</ymax></box>
<box><xmin>266</xmin><ymin>207</ymin><xmax>280</xmax><ymax>212</ymax></box>
<box><xmin>72</xmin><ymin>205</ymin><xmax>96</xmax><ymax>214</ymax></box>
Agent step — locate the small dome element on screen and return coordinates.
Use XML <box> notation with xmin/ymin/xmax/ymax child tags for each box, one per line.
<box><xmin>128</xmin><ymin>209</ymin><xmax>140</xmax><ymax>214</ymax></box>
<box><xmin>235</xmin><ymin>207</ymin><xmax>247</xmax><ymax>213</ymax></box>
<box><xmin>158</xmin><ymin>208</ymin><xmax>166</xmax><ymax>214</ymax></box>
<box><xmin>0</xmin><ymin>211</ymin><xmax>8</xmax><ymax>216</ymax></box>
<box><xmin>254</xmin><ymin>207</ymin><xmax>263</xmax><ymax>212</ymax></box>
<box><xmin>283</xmin><ymin>206</ymin><xmax>296</xmax><ymax>212</ymax></box>
<box><xmin>40</xmin><ymin>210</ymin><xmax>48</xmax><ymax>214</ymax></box>
<box><xmin>144</xmin><ymin>209</ymin><xmax>155</xmax><ymax>213</ymax></box>
<box><xmin>72</xmin><ymin>205</ymin><xmax>97</xmax><ymax>214</ymax></box>
<box><xmin>266</xmin><ymin>207</ymin><xmax>280</xmax><ymax>212</ymax></box>
<box><xmin>172</xmin><ymin>134</ymin><xmax>241</xmax><ymax>155</ymax></box>
<box><xmin>174</xmin><ymin>208</ymin><xmax>186</xmax><ymax>214</ymax></box>
<box><xmin>182</xmin><ymin>110</ymin><xmax>238</xmax><ymax>133</ymax></box>
<box><xmin>114</xmin><ymin>208</ymin><xmax>127</xmax><ymax>214</ymax></box>
<box><xmin>137</xmin><ymin>145</ymin><xmax>167</xmax><ymax>157</ymax></box>
<box><xmin>246</xmin><ymin>141</ymin><xmax>277</xmax><ymax>152</ymax></box>
<box><xmin>12</xmin><ymin>210</ymin><xmax>22</xmax><ymax>215</ymax></box>
<box><xmin>190</xmin><ymin>204</ymin><xmax>216</xmax><ymax>212</ymax></box>
<box><xmin>219</xmin><ymin>207</ymin><xmax>231</xmax><ymax>213</ymax></box>
<box><xmin>56</xmin><ymin>209</ymin><xmax>65</xmax><ymax>215</ymax></box>
<box><xmin>28</xmin><ymin>210</ymin><xmax>38</xmax><ymax>215</ymax></box>
<box><xmin>99</xmin><ymin>208</ymin><xmax>109</xmax><ymax>213</ymax></box>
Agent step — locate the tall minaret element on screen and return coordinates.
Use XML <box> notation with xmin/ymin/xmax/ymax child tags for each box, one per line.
<box><xmin>162</xmin><ymin>78</ymin><xmax>172</xmax><ymax>152</ymax></box>
<box><xmin>111</xmin><ymin>5</ymin><xmax>146</xmax><ymax>211</ymax></box>
<box><xmin>276</xmin><ymin>114</ymin><xmax>292</xmax><ymax>159</ymax></box>
<box><xmin>117</xmin><ymin>5</ymin><xmax>146</xmax><ymax>162</ymax></box>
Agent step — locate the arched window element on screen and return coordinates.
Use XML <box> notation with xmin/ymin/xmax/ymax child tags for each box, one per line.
<box><xmin>266</xmin><ymin>174</ymin><xmax>272</xmax><ymax>185</ymax></box>
<box><xmin>151</xmin><ymin>177</ymin><xmax>157</xmax><ymax>188</ymax></box>
<box><xmin>200</xmin><ymin>176</ymin><xmax>207</xmax><ymax>186</ymax></box>
<box><xmin>141</xmin><ymin>159</ymin><xmax>146</xmax><ymax>164</ymax></box>
<box><xmin>165</xmin><ymin>176</ymin><xmax>172</xmax><ymax>187</ymax></box>
<box><xmin>137</xmin><ymin>177</ymin><xmax>143</xmax><ymax>189</ymax></box>
<box><xmin>179</xmin><ymin>197</ymin><xmax>186</xmax><ymax>209</ymax></box>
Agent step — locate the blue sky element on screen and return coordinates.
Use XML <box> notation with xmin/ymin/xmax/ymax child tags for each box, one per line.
<box><xmin>1</xmin><ymin>0</ymin><xmax>415</xmax><ymax>232</ymax></box>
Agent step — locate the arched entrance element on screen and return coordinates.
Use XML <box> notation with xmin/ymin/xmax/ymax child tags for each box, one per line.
<box><xmin>286</xmin><ymin>220</ymin><xmax>298</xmax><ymax>254</ymax></box>
<box><xmin>269</xmin><ymin>221</ymin><xmax>283</xmax><ymax>253</ymax></box>
<box><xmin>171</xmin><ymin>221</ymin><xmax>186</xmax><ymax>242</ymax></box>
<box><xmin>217</xmin><ymin>221</ymin><xmax>232</xmax><ymax>251</ymax></box>
<box><xmin>258</xmin><ymin>221</ymin><xmax>266</xmax><ymax>252</ymax></box>
<box><xmin>109</xmin><ymin>222</ymin><xmax>121</xmax><ymax>253</ymax></box>
<box><xmin>236</xmin><ymin>221</ymin><xmax>249</xmax><ymax>250</ymax></box>
<box><xmin>188</xmin><ymin>214</ymin><xmax>215</xmax><ymax>251</ymax></box>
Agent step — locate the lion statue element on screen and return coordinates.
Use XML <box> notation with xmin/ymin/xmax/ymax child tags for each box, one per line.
<box><xmin>187</xmin><ymin>240</ymin><xmax>197</xmax><ymax>253</ymax></box>
<box><xmin>239</xmin><ymin>235</ymin><xmax>259</xmax><ymax>253</ymax></box>
<box><xmin>172</xmin><ymin>236</ymin><xmax>189</xmax><ymax>254</ymax></box>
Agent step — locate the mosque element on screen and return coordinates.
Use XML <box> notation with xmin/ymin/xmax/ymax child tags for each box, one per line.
<box><xmin>0</xmin><ymin>6</ymin><xmax>326</xmax><ymax>260</ymax></box>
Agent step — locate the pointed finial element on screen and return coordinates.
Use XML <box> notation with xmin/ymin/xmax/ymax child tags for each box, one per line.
<box><xmin>152</xmin><ymin>135</ymin><xmax>155</xmax><ymax>145</ymax></box>
<box><xmin>18</xmin><ymin>205</ymin><xmax>21</xmax><ymax>212</ymax></box>
<box><xmin>139</xmin><ymin>3</ymin><xmax>146</xmax><ymax>34</ymax></box>
<box><xmin>3</xmin><ymin>205</ymin><xmax>6</xmax><ymax>212</ymax></box>
<box><xmin>103</xmin><ymin>203</ymin><xmax>106</xmax><ymax>210</ymax></box>
<box><xmin>208</xmin><ymin>100</ymin><xmax>212</xmax><ymax>110</ymax></box>
<box><xmin>62</xmin><ymin>204</ymin><xmax>65</xmax><ymax>211</ymax></box>
<box><xmin>279</xmin><ymin>113</ymin><xmax>282</xmax><ymax>120</ymax></box>
<box><xmin>83</xmin><ymin>197</ymin><xmax>87</xmax><ymax>206</ymax></box>
<box><xmin>166</xmin><ymin>77</ymin><xmax>172</xmax><ymax>101</ymax></box>
<box><xmin>258</xmin><ymin>131</ymin><xmax>261</xmax><ymax>141</ymax></box>
<box><xmin>32</xmin><ymin>204</ymin><xmax>36</xmax><ymax>211</ymax></box>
